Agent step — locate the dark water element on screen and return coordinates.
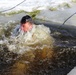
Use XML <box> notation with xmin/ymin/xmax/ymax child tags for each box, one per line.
<box><xmin>0</xmin><ymin>21</ymin><xmax>76</xmax><ymax>75</ymax></box>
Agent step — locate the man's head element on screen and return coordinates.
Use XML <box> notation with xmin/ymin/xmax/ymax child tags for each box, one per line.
<box><xmin>20</xmin><ymin>15</ymin><xmax>33</xmax><ymax>32</ymax></box>
<box><xmin>20</xmin><ymin>15</ymin><xmax>33</xmax><ymax>24</ymax></box>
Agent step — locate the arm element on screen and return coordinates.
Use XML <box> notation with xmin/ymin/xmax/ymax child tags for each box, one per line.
<box><xmin>12</xmin><ymin>25</ymin><xmax>21</xmax><ymax>36</ymax></box>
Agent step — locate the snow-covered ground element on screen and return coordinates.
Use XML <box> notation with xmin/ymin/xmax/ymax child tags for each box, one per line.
<box><xmin>0</xmin><ymin>0</ymin><xmax>74</xmax><ymax>12</ymax></box>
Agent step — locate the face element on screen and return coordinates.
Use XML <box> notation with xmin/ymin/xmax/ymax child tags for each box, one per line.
<box><xmin>21</xmin><ymin>22</ymin><xmax>33</xmax><ymax>32</ymax></box>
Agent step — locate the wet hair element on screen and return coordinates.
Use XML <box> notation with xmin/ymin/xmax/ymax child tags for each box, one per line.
<box><xmin>20</xmin><ymin>15</ymin><xmax>33</xmax><ymax>24</ymax></box>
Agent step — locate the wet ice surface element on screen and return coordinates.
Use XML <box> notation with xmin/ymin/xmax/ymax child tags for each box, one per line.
<box><xmin>67</xmin><ymin>67</ymin><xmax>76</xmax><ymax>75</ymax></box>
<box><xmin>0</xmin><ymin>21</ymin><xmax>76</xmax><ymax>75</ymax></box>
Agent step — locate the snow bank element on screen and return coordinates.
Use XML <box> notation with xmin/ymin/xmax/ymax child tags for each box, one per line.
<box><xmin>0</xmin><ymin>0</ymin><xmax>73</xmax><ymax>12</ymax></box>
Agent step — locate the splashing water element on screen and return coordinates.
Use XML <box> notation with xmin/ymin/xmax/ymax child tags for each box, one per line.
<box><xmin>2</xmin><ymin>24</ymin><xmax>54</xmax><ymax>54</ymax></box>
<box><xmin>0</xmin><ymin>21</ymin><xmax>76</xmax><ymax>75</ymax></box>
<box><xmin>0</xmin><ymin>22</ymin><xmax>55</xmax><ymax>75</ymax></box>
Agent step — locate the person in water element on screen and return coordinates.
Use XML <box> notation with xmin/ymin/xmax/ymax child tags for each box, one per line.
<box><xmin>12</xmin><ymin>15</ymin><xmax>33</xmax><ymax>36</ymax></box>
<box><xmin>10</xmin><ymin>15</ymin><xmax>54</xmax><ymax>54</ymax></box>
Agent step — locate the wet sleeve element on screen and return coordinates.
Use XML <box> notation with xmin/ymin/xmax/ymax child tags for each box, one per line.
<box><xmin>12</xmin><ymin>25</ymin><xmax>21</xmax><ymax>36</ymax></box>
